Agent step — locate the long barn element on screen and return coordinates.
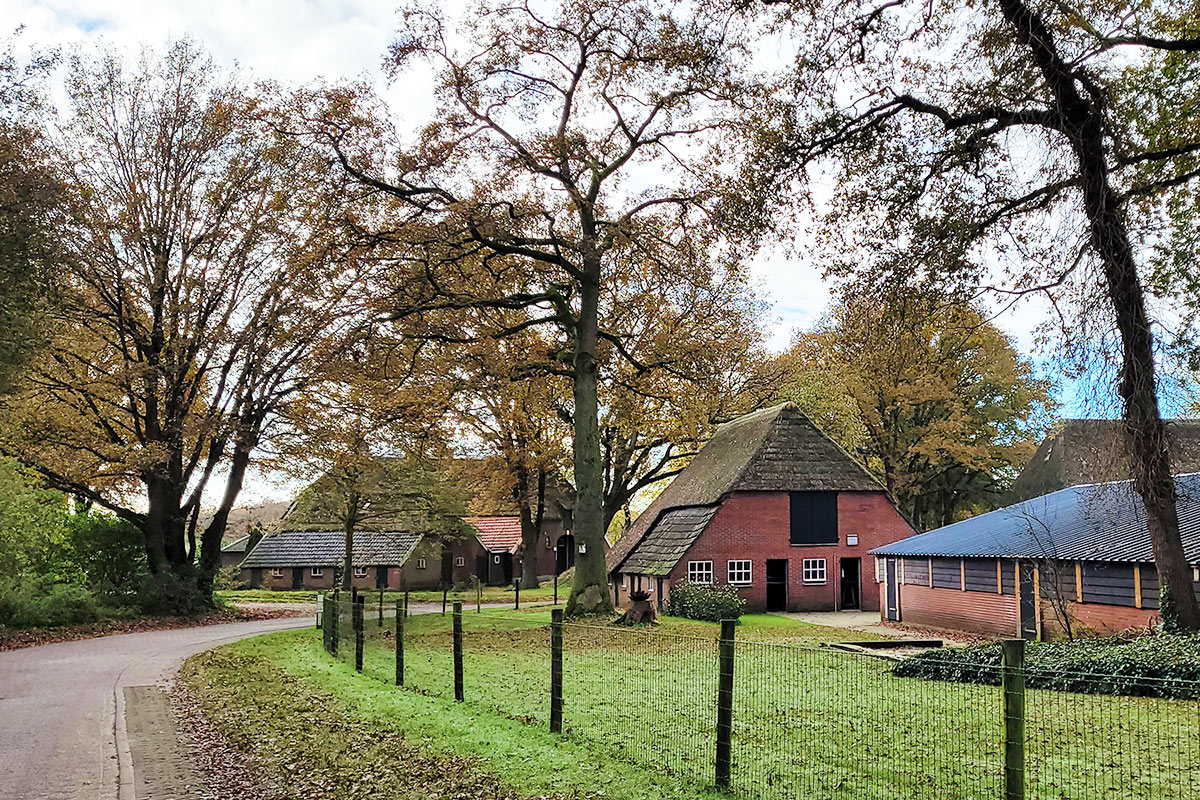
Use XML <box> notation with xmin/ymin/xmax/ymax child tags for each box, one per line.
<box><xmin>871</xmin><ymin>474</ymin><xmax>1200</xmax><ymax>639</ymax></box>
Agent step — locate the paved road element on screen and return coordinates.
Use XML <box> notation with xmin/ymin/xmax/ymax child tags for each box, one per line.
<box><xmin>0</xmin><ymin>616</ymin><xmax>312</xmax><ymax>800</ymax></box>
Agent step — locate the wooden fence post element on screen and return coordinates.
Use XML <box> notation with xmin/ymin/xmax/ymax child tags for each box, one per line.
<box><xmin>476</xmin><ymin>577</ymin><xmax>482</xmax><ymax>613</ymax></box>
<box><xmin>378</xmin><ymin>587</ymin><xmax>384</xmax><ymax>628</ymax></box>
<box><xmin>553</xmin><ymin>573</ymin><xmax>558</xmax><ymax>605</ymax></box>
<box><xmin>354</xmin><ymin>595</ymin><xmax>365</xmax><ymax>673</ymax></box>
<box><xmin>453</xmin><ymin>600</ymin><xmax>464</xmax><ymax>701</ymax></box>
<box><xmin>404</xmin><ymin>588</ymin><xmax>409</xmax><ymax>619</ymax></box>
<box><xmin>1002</xmin><ymin>638</ymin><xmax>1026</xmax><ymax>800</ymax></box>
<box><xmin>442</xmin><ymin>586</ymin><xmax>448</xmax><ymax>616</ymax></box>
<box><xmin>514</xmin><ymin>579</ymin><xmax>520</xmax><ymax>610</ymax></box>
<box><xmin>550</xmin><ymin>608</ymin><xmax>563</xmax><ymax>733</ymax></box>
<box><xmin>395</xmin><ymin>599</ymin><xmax>404</xmax><ymax>686</ymax></box>
<box><xmin>715</xmin><ymin>619</ymin><xmax>736</xmax><ymax>790</ymax></box>
<box><xmin>330</xmin><ymin>590</ymin><xmax>340</xmax><ymax>656</ymax></box>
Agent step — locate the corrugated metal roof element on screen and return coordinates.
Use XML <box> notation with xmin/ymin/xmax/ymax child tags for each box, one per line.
<box><xmin>240</xmin><ymin>529</ymin><xmax>422</xmax><ymax>568</ymax></box>
<box><xmin>872</xmin><ymin>473</ymin><xmax>1200</xmax><ymax>564</ymax></box>
<box><xmin>620</xmin><ymin>506</ymin><xmax>720</xmax><ymax>576</ymax></box>
<box><xmin>466</xmin><ymin>516</ymin><xmax>522</xmax><ymax>554</ymax></box>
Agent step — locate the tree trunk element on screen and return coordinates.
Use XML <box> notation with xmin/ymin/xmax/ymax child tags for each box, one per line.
<box><xmin>516</xmin><ymin>464</ymin><xmax>544</xmax><ymax>589</ymax></box>
<box><xmin>196</xmin><ymin>441</ymin><xmax>254</xmax><ymax>599</ymax></box>
<box><xmin>566</xmin><ymin>261</ymin><xmax>615</xmax><ymax>617</ymax></box>
<box><xmin>342</xmin><ymin>489</ymin><xmax>359</xmax><ymax>591</ymax></box>
<box><xmin>997</xmin><ymin>0</ymin><xmax>1200</xmax><ymax>631</ymax></box>
<box><xmin>144</xmin><ymin>475</ymin><xmax>186</xmax><ymax>576</ymax></box>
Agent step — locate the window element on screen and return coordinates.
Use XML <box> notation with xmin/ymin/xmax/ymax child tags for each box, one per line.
<box><xmin>621</xmin><ymin>574</ymin><xmax>628</xmax><ymax>589</ymax></box>
<box><xmin>311</xmin><ymin>567</ymin><xmax>324</xmax><ymax>577</ymax></box>
<box><xmin>846</xmin><ymin>533</ymin><xmax>859</xmax><ymax>546</ymax></box>
<box><xmin>455</xmin><ymin>556</ymin><xmax>465</xmax><ymax>567</ymax></box>
<box><xmin>416</xmin><ymin>558</ymin><xmax>427</xmax><ymax>569</ymax></box>
<box><xmin>687</xmin><ymin>560</ymin><xmax>714</xmax><ymax>584</ymax></box>
<box><xmin>802</xmin><ymin>558</ymin><xmax>827</xmax><ymax>584</ymax></box>
<box><xmin>789</xmin><ymin>492</ymin><xmax>839</xmax><ymax>545</ymax></box>
<box><xmin>727</xmin><ymin>560</ymin><xmax>752</xmax><ymax>585</ymax></box>
<box><xmin>353</xmin><ymin>566</ymin><xmax>368</xmax><ymax>578</ymax></box>
<box><xmin>270</xmin><ymin>568</ymin><xmax>283</xmax><ymax>578</ymax></box>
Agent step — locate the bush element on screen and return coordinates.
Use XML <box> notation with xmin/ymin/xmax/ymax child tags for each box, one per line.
<box><xmin>58</xmin><ymin>512</ymin><xmax>147</xmax><ymax>596</ymax></box>
<box><xmin>136</xmin><ymin>572</ymin><xmax>211</xmax><ymax>617</ymax></box>
<box><xmin>0</xmin><ymin>578</ymin><xmax>103</xmax><ymax>628</ymax></box>
<box><xmin>215</xmin><ymin>564</ymin><xmax>248</xmax><ymax>591</ymax></box>
<box><xmin>892</xmin><ymin>633</ymin><xmax>1200</xmax><ymax>699</ymax></box>
<box><xmin>665</xmin><ymin>579</ymin><xmax>747</xmax><ymax>622</ymax></box>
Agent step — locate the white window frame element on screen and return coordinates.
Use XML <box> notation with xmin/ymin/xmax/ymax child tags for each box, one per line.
<box><xmin>353</xmin><ymin>566</ymin><xmax>368</xmax><ymax>578</ymax></box>
<box><xmin>727</xmin><ymin>560</ymin><xmax>752</xmax><ymax>586</ymax></box>
<box><xmin>270</xmin><ymin>567</ymin><xmax>283</xmax><ymax>578</ymax></box>
<box><xmin>687</xmin><ymin>560</ymin><xmax>714</xmax><ymax>584</ymax></box>
<box><xmin>416</xmin><ymin>558</ymin><xmax>427</xmax><ymax>569</ymax></box>
<box><xmin>802</xmin><ymin>558</ymin><xmax>827</xmax><ymax>584</ymax></box>
<box><xmin>455</xmin><ymin>556</ymin><xmax>465</xmax><ymax>567</ymax></box>
<box><xmin>846</xmin><ymin>533</ymin><xmax>859</xmax><ymax>546</ymax></box>
<box><xmin>311</xmin><ymin>567</ymin><xmax>324</xmax><ymax>577</ymax></box>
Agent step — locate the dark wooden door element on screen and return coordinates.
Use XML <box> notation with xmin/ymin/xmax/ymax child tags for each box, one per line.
<box><xmin>555</xmin><ymin>534</ymin><xmax>575</xmax><ymax>573</ymax></box>
<box><xmin>376</xmin><ymin>567</ymin><xmax>388</xmax><ymax>589</ymax></box>
<box><xmin>766</xmin><ymin>559</ymin><xmax>788</xmax><ymax>611</ymax></box>
<box><xmin>1018</xmin><ymin>562</ymin><xmax>1038</xmax><ymax>640</ymax></box>
<box><xmin>440</xmin><ymin>549</ymin><xmax>453</xmax><ymax>587</ymax></box>
<box><xmin>885</xmin><ymin>559</ymin><xmax>899</xmax><ymax>621</ymax></box>
<box><xmin>840</xmin><ymin>558</ymin><xmax>861</xmax><ymax>610</ymax></box>
<box><xmin>292</xmin><ymin>568</ymin><xmax>303</xmax><ymax>589</ymax></box>
<box><xmin>250</xmin><ymin>568</ymin><xmax>262</xmax><ymax>589</ymax></box>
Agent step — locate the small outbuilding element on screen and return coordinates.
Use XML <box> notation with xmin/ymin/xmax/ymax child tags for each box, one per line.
<box><xmin>871</xmin><ymin>474</ymin><xmax>1200</xmax><ymax>639</ymax></box>
<box><xmin>608</xmin><ymin>403</ymin><xmax>915</xmax><ymax>613</ymax></box>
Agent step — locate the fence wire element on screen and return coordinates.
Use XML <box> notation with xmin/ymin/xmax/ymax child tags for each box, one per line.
<box><xmin>317</xmin><ymin>598</ymin><xmax>1200</xmax><ymax>800</ymax></box>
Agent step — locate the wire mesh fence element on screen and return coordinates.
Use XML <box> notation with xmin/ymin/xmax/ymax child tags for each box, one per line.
<box><xmin>316</xmin><ymin>596</ymin><xmax>1200</xmax><ymax>800</ymax></box>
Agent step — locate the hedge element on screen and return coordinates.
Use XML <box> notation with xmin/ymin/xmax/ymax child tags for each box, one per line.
<box><xmin>892</xmin><ymin>634</ymin><xmax>1200</xmax><ymax>699</ymax></box>
<box><xmin>665</xmin><ymin>579</ymin><xmax>746</xmax><ymax>622</ymax></box>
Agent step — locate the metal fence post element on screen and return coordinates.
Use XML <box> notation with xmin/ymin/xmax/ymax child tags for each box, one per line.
<box><xmin>395</xmin><ymin>599</ymin><xmax>404</xmax><ymax>686</ymax></box>
<box><xmin>378</xmin><ymin>587</ymin><xmax>384</xmax><ymax>627</ymax></box>
<box><xmin>554</xmin><ymin>573</ymin><xmax>558</xmax><ymax>605</ymax></box>
<box><xmin>550</xmin><ymin>608</ymin><xmax>563</xmax><ymax>733</ymax></box>
<box><xmin>442</xmin><ymin>586</ymin><xmax>448</xmax><ymax>616</ymax></box>
<box><xmin>715</xmin><ymin>618</ymin><xmax>736</xmax><ymax>790</ymax></box>
<box><xmin>1002</xmin><ymin>638</ymin><xmax>1026</xmax><ymax>800</ymax></box>
<box><xmin>354</xmin><ymin>595</ymin><xmax>365</xmax><ymax>673</ymax></box>
<box><xmin>514</xmin><ymin>578</ymin><xmax>520</xmax><ymax>610</ymax></box>
<box><xmin>453</xmin><ymin>600</ymin><xmax>464</xmax><ymax>701</ymax></box>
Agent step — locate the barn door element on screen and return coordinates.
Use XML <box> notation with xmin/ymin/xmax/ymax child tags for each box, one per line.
<box><xmin>885</xmin><ymin>558</ymin><xmax>900</xmax><ymax>621</ymax></box>
<box><xmin>1018</xmin><ymin>562</ymin><xmax>1038</xmax><ymax>640</ymax></box>
<box><xmin>292</xmin><ymin>568</ymin><xmax>303</xmax><ymax>590</ymax></box>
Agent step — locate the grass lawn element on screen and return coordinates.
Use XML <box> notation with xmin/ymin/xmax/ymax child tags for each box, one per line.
<box><xmin>329</xmin><ymin>610</ymin><xmax>1199</xmax><ymax>800</ymax></box>
<box><xmin>183</xmin><ymin>630</ymin><xmax>727</xmax><ymax>800</ymax></box>
<box><xmin>218</xmin><ymin>582</ymin><xmax>560</xmax><ymax>607</ymax></box>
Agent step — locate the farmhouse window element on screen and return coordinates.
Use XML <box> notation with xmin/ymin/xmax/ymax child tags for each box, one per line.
<box><xmin>311</xmin><ymin>567</ymin><xmax>323</xmax><ymax>577</ymax></box>
<box><xmin>353</xmin><ymin>567</ymin><xmax>368</xmax><ymax>578</ymax></box>
<box><xmin>802</xmin><ymin>558</ymin><xmax>827</xmax><ymax>584</ymax></box>
<box><xmin>455</xmin><ymin>556</ymin><xmax>465</xmax><ymax>567</ymax></box>
<box><xmin>270</xmin><ymin>568</ymin><xmax>283</xmax><ymax>578</ymax></box>
<box><xmin>727</xmin><ymin>560</ymin><xmax>752</xmax><ymax>585</ymax></box>
<box><xmin>687</xmin><ymin>561</ymin><xmax>714</xmax><ymax>584</ymax></box>
<box><xmin>416</xmin><ymin>558</ymin><xmax>427</xmax><ymax>569</ymax></box>
<box><xmin>789</xmin><ymin>492</ymin><xmax>839</xmax><ymax>545</ymax></box>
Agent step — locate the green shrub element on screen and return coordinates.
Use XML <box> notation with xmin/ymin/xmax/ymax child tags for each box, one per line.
<box><xmin>215</xmin><ymin>564</ymin><xmax>247</xmax><ymax>591</ymax></box>
<box><xmin>665</xmin><ymin>579</ymin><xmax>746</xmax><ymax>622</ymax></box>
<box><xmin>892</xmin><ymin>633</ymin><xmax>1200</xmax><ymax>699</ymax></box>
<box><xmin>0</xmin><ymin>578</ymin><xmax>103</xmax><ymax>628</ymax></box>
<box><xmin>58</xmin><ymin>512</ymin><xmax>147</xmax><ymax>596</ymax></box>
<box><xmin>136</xmin><ymin>572</ymin><xmax>210</xmax><ymax>616</ymax></box>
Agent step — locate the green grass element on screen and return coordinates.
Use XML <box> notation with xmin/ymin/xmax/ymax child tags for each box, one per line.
<box><xmin>183</xmin><ymin>630</ymin><xmax>726</xmax><ymax>800</ymax></box>
<box><xmin>217</xmin><ymin>583</ymin><xmax>559</xmax><ymax>607</ymax></box>
<box><xmin>326</xmin><ymin>610</ymin><xmax>1199</xmax><ymax>800</ymax></box>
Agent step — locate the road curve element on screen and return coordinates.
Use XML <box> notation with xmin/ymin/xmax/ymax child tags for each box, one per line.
<box><xmin>0</xmin><ymin>616</ymin><xmax>313</xmax><ymax>800</ymax></box>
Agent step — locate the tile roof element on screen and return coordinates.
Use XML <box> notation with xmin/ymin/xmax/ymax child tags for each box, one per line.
<box><xmin>620</xmin><ymin>506</ymin><xmax>720</xmax><ymax>576</ymax></box>
<box><xmin>608</xmin><ymin>403</ymin><xmax>881</xmax><ymax>572</ymax></box>
<box><xmin>221</xmin><ymin>535</ymin><xmax>251</xmax><ymax>553</ymax></box>
<box><xmin>239</xmin><ymin>529</ymin><xmax>423</xmax><ymax>568</ymax></box>
<box><xmin>466</xmin><ymin>516</ymin><xmax>522</xmax><ymax>554</ymax></box>
<box><xmin>872</xmin><ymin>473</ymin><xmax>1200</xmax><ymax>565</ymax></box>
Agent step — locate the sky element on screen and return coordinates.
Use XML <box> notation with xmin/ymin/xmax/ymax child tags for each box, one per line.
<box><xmin>6</xmin><ymin>0</ymin><xmax>1086</xmax><ymax>504</ymax></box>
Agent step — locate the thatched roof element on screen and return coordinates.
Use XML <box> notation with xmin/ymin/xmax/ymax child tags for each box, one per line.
<box><xmin>1009</xmin><ymin>419</ymin><xmax>1200</xmax><ymax>503</ymax></box>
<box><xmin>608</xmin><ymin>403</ymin><xmax>881</xmax><ymax>574</ymax></box>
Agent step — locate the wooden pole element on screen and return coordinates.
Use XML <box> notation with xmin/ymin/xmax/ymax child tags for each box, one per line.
<box><xmin>453</xmin><ymin>600</ymin><xmax>464</xmax><ymax>701</ymax></box>
<box><xmin>1002</xmin><ymin>638</ymin><xmax>1026</xmax><ymax>800</ymax></box>
<box><xmin>330</xmin><ymin>589</ymin><xmax>340</xmax><ymax>656</ymax></box>
<box><xmin>550</xmin><ymin>608</ymin><xmax>563</xmax><ymax>733</ymax></box>
<box><xmin>476</xmin><ymin>577</ymin><xmax>482</xmax><ymax>613</ymax></box>
<box><xmin>554</xmin><ymin>573</ymin><xmax>558</xmax><ymax>605</ymax></box>
<box><xmin>395</xmin><ymin>599</ymin><xmax>404</xmax><ymax>686</ymax></box>
<box><xmin>354</xmin><ymin>595</ymin><xmax>365</xmax><ymax>673</ymax></box>
<box><xmin>404</xmin><ymin>588</ymin><xmax>409</xmax><ymax>619</ymax></box>
<box><xmin>715</xmin><ymin>619</ymin><xmax>736</xmax><ymax>790</ymax></box>
<box><xmin>442</xmin><ymin>585</ymin><xmax>448</xmax><ymax>616</ymax></box>
<box><xmin>514</xmin><ymin>578</ymin><xmax>520</xmax><ymax>610</ymax></box>
<box><xmin>378</xmin><ymin>586</ymin><xmax>384</xmax><ymax>627</ymax></box>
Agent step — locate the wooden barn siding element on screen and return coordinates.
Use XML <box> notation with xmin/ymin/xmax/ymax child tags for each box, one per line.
<box><xmin>902</xmin><ymin>557</ymin><xmax>929</xmax><ymax>585</ymax></box>
<box><xmin>1080</xmin><ymin>563</ymin><xmax>1137</xmax><ymax>607</ymax></box>
<box><xmin>963</xmin><ymin>558</ymin><xmax>998</xmax><ymax>593</ymax></box>
<box><xmin>898</xmin><ymin>582</ymin><xmax>1017</xmax><ymax>636</ymax></box>
<box><xmin>1069</xmin><ymin>602</ymin><xmax>1159</xmax><ymax>634</ymax></box>
<box><xmin>930</xmin><ymin>558</ymin><xmax>961</xmax><ymax>590</ymax></box>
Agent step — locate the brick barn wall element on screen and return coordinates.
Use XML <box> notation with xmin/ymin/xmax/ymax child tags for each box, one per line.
<box><xmin>662</xmin><ymin>490</ymin><xmax>913</xmax><ymax>613</ymax></box>
<box><xmin>897</xmin><ymin>582</ymin><xmax>1019</xmax><ymax>637</ymax></box>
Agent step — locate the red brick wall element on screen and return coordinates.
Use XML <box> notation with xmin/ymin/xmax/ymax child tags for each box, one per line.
<box><xmin>654</xmin><ymin>491</ymin><xmax>913</xmax><ymax>613</ymax></box>
<box><xmin>897</xmin><ymin>582</ymin><xmax>1019</xmax><ymax>637</ymax></box>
